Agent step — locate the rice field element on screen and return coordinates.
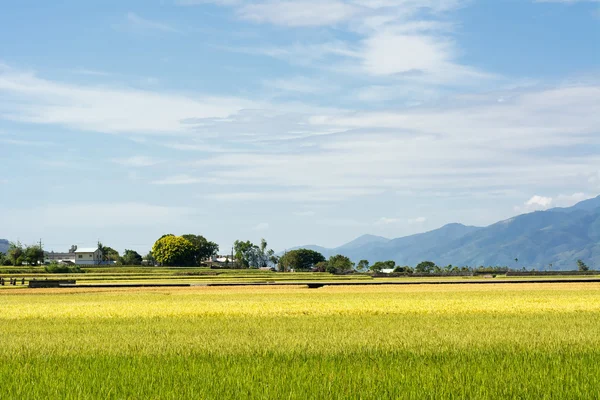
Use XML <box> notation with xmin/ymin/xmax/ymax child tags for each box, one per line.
<box><xmin>1</xmin><ymin>283</ymin><xmax>600</xmax><ymax>398</ymax></box>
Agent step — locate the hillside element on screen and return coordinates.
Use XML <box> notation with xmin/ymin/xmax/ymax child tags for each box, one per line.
<box><xmin>0</xmin><ymin>239</ymin><xmax>9</xmax><ymax>254</ymax></box>
<box><xmin>290</xmin><ymin>196</ymin><xmax>600</xmax><ymax>270</ymax></box>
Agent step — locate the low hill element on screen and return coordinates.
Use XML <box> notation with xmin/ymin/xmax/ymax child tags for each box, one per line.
<box><xmin>0</xmin><ymin>239</ymin><xmax>9</xmax><ymax>254</ymax></box>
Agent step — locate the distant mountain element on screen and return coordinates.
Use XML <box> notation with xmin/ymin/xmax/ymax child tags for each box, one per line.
<box><xmin>0</xmin><ymin>239</ymin><xmax>9</xmax><ymax>254</ymax></box>
<box><xmin>290</xmin><ymin>223</ymin><xmax>480</xmax><ymax>264</ymax></box>
<box><xmin>289</xmin><ymin>195</ymin><xmax>600</xmax><ymax>270</ymax></box>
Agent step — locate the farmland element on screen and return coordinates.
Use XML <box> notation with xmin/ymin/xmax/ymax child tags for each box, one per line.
<box><xmin>1</xmin><ymin>282</ymin><xmax>600</xmax><ymax>398</ymax></box>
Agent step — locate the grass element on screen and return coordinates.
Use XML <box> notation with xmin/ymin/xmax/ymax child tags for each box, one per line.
<box><xmin>1</xmin><ymin>284</ymin><xmax>600</xmax><ymax>398</ymax></box>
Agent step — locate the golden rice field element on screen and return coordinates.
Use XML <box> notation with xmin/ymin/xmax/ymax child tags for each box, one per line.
<box><xmin>1</xmin><ymin>283</ymin><xmax>600</xmax><ymax>398</ymax></box>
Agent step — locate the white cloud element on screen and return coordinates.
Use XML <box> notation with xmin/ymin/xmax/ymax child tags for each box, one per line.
<box><xmin>555</xmin><ymin>193</ymin><xmax>594</xmax><ymax>207</ymax></box>
<box><xmin>112</xmin><ymin>156</ymin><xmax>160</xmax><ymax>167</ymax></box>
<box><xmin>206</xmin><ymin>188</ymin><xmax>382</xmax><ymax>202</ymax></box>
<box><xmin>253</xmin><ymin>222</ymin><xmax>270</xmax><ymax>231</ymax></box>
<box><xmin>518</xmin><ymin>192</ymin><xmax>594</xmax><ymax>213</ymax></box>
<box><xmin>376</xmin><ymin>217</ymin><xmax>402</xmax><ymax>225</ymax></box>
<box><xmin>151</xmin><ymin>174</ymin><xmax>210</xmax><ymax>185</ymax></box>
<box><xmin>238</xmin><ymin>1</ymin><xmax>359</xmax><ymax>27</ymax></box>
<box><xmin>0</xmin><ymin>64</ymin><xmax>257</xmax><ymax>135</ymax></box>
<box><xmin>1</xmin><ymin>203</ymin><xmax>194</xmax><ymax>229</ymax></box>
<box><xmin>125</xmin><ymin>12</ymin><xmax>182</xmax><ymax>34</ymax></box>
<box><xmin>0</xmin><ymin>138</ymin><xmax>55</xmax><ymax>147</ymax></box>
<box><xmin>376</xmin><ymin>216</ymin><xmax>426</xmax><ymax>225</ymax></box>
<box><xmin>264</xmin><ymin>76</ymin><xmax>336</xmax><ymax>94</ymax></box>
<box><xmin>294</xmin><ymin>210</ymin><xmax>316</xmax><ymax>217</ymax></box>
<box><xmin>535</xmin><ymin>0</ymin><xmax>600</xmax><ymax>3</ymax></box>
<box><xmin>524</xmin><ymin>195</ymin><xmax>554</xmax><ymax>211</ymax></box>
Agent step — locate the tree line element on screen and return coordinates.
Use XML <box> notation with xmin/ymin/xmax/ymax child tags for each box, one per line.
<box><xmin>0</xmin><ymin>237</ymin><xmax>595</xmax><ymax>273</ymax></box>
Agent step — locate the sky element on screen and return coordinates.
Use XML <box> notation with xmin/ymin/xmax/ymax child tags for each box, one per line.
<box><xmin>0</xmin><ymin>0</ymin><xmax>599</xmax><ymax>255</ymax></box>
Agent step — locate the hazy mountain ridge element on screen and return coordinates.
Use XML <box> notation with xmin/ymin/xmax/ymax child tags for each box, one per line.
<box><xmin>0</xmin><ymin>239</ymin><xmax>9</xmax><ymax>254</ymax></box>
<box><xmin>290</xmin><ymin>196</ymin><xmax>600</xmax><ymax>270</ymax></box>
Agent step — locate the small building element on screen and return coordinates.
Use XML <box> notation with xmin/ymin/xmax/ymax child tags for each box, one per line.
<box><xmin>45</xmin><ymin>252</ymin><xmax>76</xmax><ymax>264</ymax></box>
<box><xmin>74</xmin><ymin>247</ymin><xmax>103</xmax><ymax>265</ymax></box>
<box><xmin>381</xmin><ymin>268</ymin><xmax>395</xmax><ymax>274</ymax></box>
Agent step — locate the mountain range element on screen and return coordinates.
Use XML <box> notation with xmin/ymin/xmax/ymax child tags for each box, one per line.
<box><xmin>0</xmin><ymin>239</ymin><xmax>9</xmax><ymax>254</ymax></box>
<box><xmin>291</xmin><ymin>195</ymin><xmax>600</xmax><ymax>270</ymax></box>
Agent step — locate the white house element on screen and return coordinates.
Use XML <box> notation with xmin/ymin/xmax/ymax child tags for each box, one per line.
<box><xmin>74</xmin><ymin>247</ymin><xmax>103</xmax><ymax>265</ymax></box>
<box><xmin>381</xmin><ymin>268</ymin><xmax>395</xmax><ymax>274</ymax></box>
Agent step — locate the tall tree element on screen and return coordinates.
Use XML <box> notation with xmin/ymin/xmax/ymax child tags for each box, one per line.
<box><xmin>7</xmin><ymin>242</ymin><xmax>24</xmax><ymax>266</ymax></box>
<box><xmin>152</xmin><ymin>235</ymin><xmax>195</xmax><ymax>266</ymax></box>
<box><xmin>233</xmin><ymin>240</ymin><xmax>255</xmax><ymax>269</ymax></box>
<box><xmin>233</xmin><ymin>239</ymin><xmax>276</xmax><ymax>269</ymax></box>
<box><xmin>356</xmin><ymin>259</ymin><xmax>370</xmax><ymax>272</ymax></box>
<box><xmin>182</xmin><ymin>234</ymin><xmax>219</xmax><ymax>266</ymax></box>
<box><xmin>24</xmin><ymin>244</ymin><xmax>44</xmax><ymax>266</ymax></box>
<box><xmin>121</xmin><ymin>249</ymin><xmax>143</xmax><ymax>266</ymax></box>
<box><xmin>328</xmin><ymin>254</ymin><xmax>355</xmax><ymax>274</ymax></box>
<box><xmin>143</xmin><ymin>251</ymin><xmax>156</xmax><ymax>266</ymax></box>
<box><xmin>415</xmin><ymin>261</ymin><xmax>436</xmax><ymax>274</ymax></box>
<box><xmin>577</xmin><ymin>259</ymin><xmax>589</xmax><ymax>272</ymax></box>
<box><xmin>279</xmin><ymin>249</ymin><xmax>326</xmax><ymax>271</ymax></box>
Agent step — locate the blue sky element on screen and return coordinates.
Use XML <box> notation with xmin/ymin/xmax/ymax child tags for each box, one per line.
<box><xmin>1</xmin><ymin>0</ymin><xmax>599</xmax><ymax>254</ymax></box>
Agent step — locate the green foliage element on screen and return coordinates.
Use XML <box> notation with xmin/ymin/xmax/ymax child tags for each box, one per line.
<box><xmin>97</xmin><ymin>242</ymin><xmax>120</xmax><ymax>264</ymax></box>
<box><xmin>234</xmin><ymin>239</ymin><xmax>276</xmax><ymax>269</ymax></box>
<box><xmin>393</xmin><ymin>265</ymin><xmax>414</xmax><ymax>274</ymax></box>
<box><xmin>8</xmin><ymin>242</ymin><xmax>24</xmax><ymax>266</ymax></box>
<box><xmin>152</xmin><ymin>235</ymin><xmax>195</xmax><ymax>266</ymax></box>
<box><xmin>370</xmin><ymin>260</ymin><xmax>395</xmax><ymax>273</ymax></box>
<box><xmin>24</xmin><ymin>244</ymin><xmax>44</xmax><ymax>266</ymax></box>
<box><xmin>279</xmin><ymin>249</ymin><xmax>326</xmax><ymax>272</ymax></box>
<box><xmin>313</xmin><ymin>261</ymin><xmax>328</xmax><ymax>272</ymax></box>
<box><xmin>356</xmin><ymin>259</ymin><xmax>369</xmax><ymax>272</ymax></box>
<box><xmin>415</xmin><ymin>261</ymin><xmax>437</xmax><ymax>274</ymax></box>
<box><xmin>44</xmin><ymin>262</ymin><xmax>83</xmax><ymax>274</ymax></box>
<box><xmin>233</xmin><ymin>240</ymin><xmax>254</xmax><ymax>269</ymax></box>
<box><xmin>181</xmin><ymin>235</ymin><xmax>219</xmax><ymax>266</ymax></box>
<box><xmin>121</xmin><ymin>250</ymin><xmax>143</xmax><ymax>266</ymax></box>
<box><xmin>327</xmin><ymin>254</ymin><xmax>355</xmax><ymax>274</ymax></box>
<box><xmin>578</xmin><ymin>259</ymin><xmax>590</xmax><ymax>272</ymax></box>
<box><xmin>143</xmin><ymin>251</ymin><xmax>156</xmax><ymax>266</ymax></box>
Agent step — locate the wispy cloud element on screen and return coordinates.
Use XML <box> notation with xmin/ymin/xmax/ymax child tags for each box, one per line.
<box><xmin>151</xmin><ymin>174</ymin><xmax>209</xmax><ymax>185</ymax></box>
<box><xmin>125</xmin><ymin>12</ymin><xmax>182</xmax><ymax>34</ymax></box>
<box><xmin>253</xmin><ymin>222</ymin><xmax>269</xmax><ymax>231</ymax></box>
<box><xmin>0</xmin><ymin>138</ymin><xmax>55</xmax><ymax>147</ymax></box>
<box><xmin>1</xmin><ymin>203</ymin><xmax>195</xmax><ymax>228</ymax></box>
<box><xmin>0</xmin><ymin>64</ymin><xmax>257</xmax><ymax>135</ymax></box>
<box><xmin>112</xmin><ymin>156</ymin><xmax>161</xmax><ymax>167</ymax></box>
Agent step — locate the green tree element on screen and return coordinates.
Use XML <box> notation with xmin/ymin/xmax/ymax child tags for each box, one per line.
<box><xmin>371</xmin><ymin>260</ymin><xmax>395</xmax><ymax>273</ymax></box>
<box><xmin>0</xmin><ymin>252</ymin><xmax>5</xmax><ymax>265</ymax></box>
<box><xmin>121</xmin><ymin>249</ymin><xmax>143</xmax><ymax>265</ymax></box>
<box><xmin>143</xmin><ymin>251</ymin><xmax>156</xmax><ymax>266</ymax></box>
<box><xmin>233</xmin><ymin>240</ymin><xmax>255</xmax><ymax>269</ymax></box>
<box><xmin>357</xmin><ymin>259</ymin><xmax>370</xmax><ymax>272</ymax></box>
<box><xmin>7</xmin><ymin>242</ymin><xmax>24</xmax><ymax>266</ymax></box>
<box><xmin>415</xmin><ymin>261</ymin><xmax>436</xmax><ymax>274</ymax></box>
<box><xmin>152</xmin><ymin>235</ymin><xmax>195</xmax><ymax>266</ymax></box>
<box><xmin>328</xmin><ymin>254</ymin><xmax>355</xmax><ymax>274</ymax></box>
<box><xmin>279</xmin><ymin>249</ymin><xmax>326</xmax><ymax>272</ymax></box>
<box><xmin>182</xmin><ymin>234</ymin><xmax>219</xmax><ymax>266</ymax></box>
<box><xmin>313</xmin><ymin>261</ymin><xmax>328</xmax><ymax>272</ymax></box>
<box><xmin>233</xmin><ymin>239</ymin><xmax>276</xmax><ymax>269</ymax></box>
<box><xmin>24</xmin><ymin>244</ymin><xmax>44</xmax><ymax>266</ymax></box>
<box><xmin>97</xmin><ymin>242</ymin><xmax>120</xmax><ymax>264</ymax></box>
<box><xmin>393</xmin><ymin>265</ymin><xmax>413</xmax><ymax>274</ymax></box>
<box><xmin>577</xmin><ymin>259</ymin><xmax>589</xmax><ymax>272</ymax></box>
